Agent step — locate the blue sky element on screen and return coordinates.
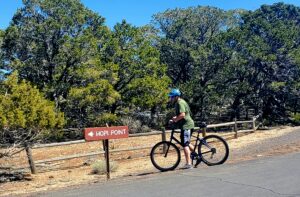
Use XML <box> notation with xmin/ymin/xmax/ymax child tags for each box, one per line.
<box><xmin>1</xmin><ymin>0</ymin><xmax>300</xmax><ymax>30</ymax></box>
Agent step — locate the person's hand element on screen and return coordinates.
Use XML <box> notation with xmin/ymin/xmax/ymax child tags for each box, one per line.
<box><xmin>169</xmin><ymin>116</ymin><xmax>176</xmax><ymax>124</ymax></box>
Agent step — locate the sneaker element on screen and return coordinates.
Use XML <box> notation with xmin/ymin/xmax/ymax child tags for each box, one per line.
<box><xmin>181</xmin><ymin>164</ymin><xmax>193</xmax><ymax>169</ymax></box>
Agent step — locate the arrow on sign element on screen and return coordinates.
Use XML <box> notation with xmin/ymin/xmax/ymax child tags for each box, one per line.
<box><xmin>88</xmin><ymin>131</ymin><xmax>94</xmax><ymax>137</ymax></box>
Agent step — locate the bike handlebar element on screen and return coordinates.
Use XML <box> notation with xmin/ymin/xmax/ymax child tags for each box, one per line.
<box><xmin>168</xmin><ymin>121</ymin><xmax>207</xmax><ymax>129</ymax></box>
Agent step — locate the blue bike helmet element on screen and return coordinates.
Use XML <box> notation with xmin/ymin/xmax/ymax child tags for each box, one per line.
<box><xmin>168</xmin><ymin>88</ymin><xmax>181</xmax><ymax>97</ymax></box>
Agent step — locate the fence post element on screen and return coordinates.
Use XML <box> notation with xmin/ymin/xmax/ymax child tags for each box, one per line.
<box><xmin>161</xmin><ymin>127</ymin><xmax>166</xmax><ymax>153</ymax></box>
<box><xmin>234</xmin><ymin>118</ymin><xmax>238</xmax><ymax>138</ymax></box>
<box><xmin>161</xmin><ymin>127</ymin><xmax>166</xmax><ymax>142</ymax></box>
<box><xmin>252</xmin><ymin>117</ymin><xmax>256</xmax><ymax>131</ymax></box>
<box><xmin>25</xmin><ymin>143</ymin><xmax>36</xmax><ymax>174</ymax></box>
<box><xmin>202</xmin><ymin>127</ymin><xmax>207</xmax><ymax>137</ymax></box>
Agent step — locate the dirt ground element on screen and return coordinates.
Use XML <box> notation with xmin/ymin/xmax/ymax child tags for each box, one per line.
<box><xmin>1</xmin><ymin>126</ymin><xmax>300</xmax><ymax>197</ymax></box>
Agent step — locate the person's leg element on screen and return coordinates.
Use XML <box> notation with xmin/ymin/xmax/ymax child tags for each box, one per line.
<box><xmin>182</xmin><ymin>129</ymin><xmax>192</xmax><ymax>166</ymax></box>
<box><xmin>189</xmin><ymin>144</ymin><xmax>195</xmax><ymax>152</ymax></box>
<box><xmin>188</xmin><ymin>129</ymin><xmax>195</xmax><ymax>152</ymax></box>
<box><xmin>183</xmin><ymin>146</ymin><xmax>191</xmax><ymax>165</ymax></box>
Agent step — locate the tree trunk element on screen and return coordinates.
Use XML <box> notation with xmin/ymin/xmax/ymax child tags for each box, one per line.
<box><xmin>150</xmin><ymin>106</ymin><xmax>157</xmax><ymax>127</ymax></box>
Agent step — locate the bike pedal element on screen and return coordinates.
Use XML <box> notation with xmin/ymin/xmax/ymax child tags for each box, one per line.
<box><xmin>194</xmin><ymin>159</ymin><xmax>202</xmax><ymax>167</ymax></box>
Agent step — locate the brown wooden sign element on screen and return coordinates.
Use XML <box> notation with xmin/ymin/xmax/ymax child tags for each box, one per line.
<box><xmin>84</xmin><ymin>126</ymin><xmax>129</xmax><ymax>141</ymax></box>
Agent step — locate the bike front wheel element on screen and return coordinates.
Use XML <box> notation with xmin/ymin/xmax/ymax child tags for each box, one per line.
<box><xmin>150</xmin><ymin>141</ymin><xmax>181</xmax><ymax>171</ymax></box>
<box><xmin>198</xmin><ymin>135</ymin><xmax>229</xmax><ymax>166</ymax></box>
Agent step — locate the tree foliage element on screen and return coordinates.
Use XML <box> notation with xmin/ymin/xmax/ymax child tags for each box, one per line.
<box><xmin>153</xmin><ymin>6</ymin><xmax>243</xmax><ymax>84</ymax></box>
<box><xmin>0</xmin><ymin>72</ymin><xmax>64</xmax><ymax>157</ymax></box>
<box><xmin>2</xmin><ymin>1</ymin><xmax>171</xmax><ymax>128</ymax></box>
<box><xmin>153</xmin><ymin>6</ymin><xmax>244</xmax><ymax>119</ymax></box>
<box><xmin>2</xmin><ymin>0</ymin><xmax>107</xmax><ymax>103</ymax></box>
<box><xmin>1</xmin><ymin>1</ymin><xmax>300</xmax><ymax>133</ymax></box>
<box><xmin>153</xmin><ymin>4</ymin><xmax>300</xmax><ymax>123</ymax></box>
<box><xmin>108</xmin><ymin>21</ymin><xmax>170</xmax><ymax>112</ymax></box>
<box><xmin>65</xmin><ymin>60</ymin><xmax>121</xmax><ymax>127</ymax></box>
<box><xmin>218</xmin><ymin>3</ymin><xmax>300</xmax><ymax>120</ymax></box>
<box><xmin>0</xmin><ymin>30</ymin><xmax>5</xmax><ymax>80</ymax></box>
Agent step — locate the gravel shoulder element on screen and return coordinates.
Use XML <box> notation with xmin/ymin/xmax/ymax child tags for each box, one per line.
<box><xmin>229</xmin><ymin>126</ymin><xmax>300</xmax><ymax>163</ymax></box>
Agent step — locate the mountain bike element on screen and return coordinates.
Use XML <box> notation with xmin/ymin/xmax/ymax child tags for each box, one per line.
<box><xmin>150</xmin><ymin>123</ymin><xmax>229</xmax><ymax>171</ymax></box>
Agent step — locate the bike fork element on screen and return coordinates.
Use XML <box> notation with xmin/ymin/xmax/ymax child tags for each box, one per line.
<box><xmin>191</xmin><ymin>132</ymin><xmax>200</xmax><ymax>166</ymax></box>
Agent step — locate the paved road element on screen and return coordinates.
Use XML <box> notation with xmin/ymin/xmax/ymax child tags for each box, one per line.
<box><xmin>37</xmin><ymin>152</ymin><xmax>300</xmax><ymax>197</ymax></box>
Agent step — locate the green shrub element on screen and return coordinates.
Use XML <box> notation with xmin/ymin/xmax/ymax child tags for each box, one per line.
<box><xmin>291</xmin><ymin>113</ymin><xmax>300</xmax><ymax>125</ymax></box>
<box><xmin>94</xmin><ymin>113</ymin><xmax>119</xmax><ymax>126</ymax></box>
<box><xmin>120</xmin><ymin>116</ymin><xmax>142</xmax><ymax>134</ymax></box>
<box><xmin>141</xmin><ymin>125</ymin><xmax>151</xmax><ymax>133</ymax></box>
<box><xmin>0</xmin><ymin>72</ymin><xmax>64</xmax><ymax>145</ymax></box>
<box><xmin>91</xmin><ymin>160</ymin><xmax>118</xmax><ymax>175</ymax></box>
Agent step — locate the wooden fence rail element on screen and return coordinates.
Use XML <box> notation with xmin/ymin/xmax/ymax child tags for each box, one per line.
<box><xmin>6</xmin><ymin>115</ymin><xmax>261</xmax><ymax>173</ymax></box>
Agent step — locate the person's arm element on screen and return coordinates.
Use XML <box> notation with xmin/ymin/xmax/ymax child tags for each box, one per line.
<box><xmin>172</xmin><ymin>112</ymin><xmax>185</xmax><ymax>123</ymax></box>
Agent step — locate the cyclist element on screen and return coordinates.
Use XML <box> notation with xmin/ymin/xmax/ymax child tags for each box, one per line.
<box><xmin>168</xmin><ymin>88</ymin><xmax>195</xmax><ymax>169</ymax></box>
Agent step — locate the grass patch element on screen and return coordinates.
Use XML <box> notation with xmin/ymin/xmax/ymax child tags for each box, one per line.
<box><xmin>91</xmin><ymin>160</ymin><xmax>118</xmax><ymax>175</ymax></box>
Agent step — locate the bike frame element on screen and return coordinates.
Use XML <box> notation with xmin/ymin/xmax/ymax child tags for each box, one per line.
<box><xmin>171</xmin><ymin>127</ymin><xmax>211</xmax><ymax>146</ymax></box>
<box><xmin>150</xmin><ymin>125</ymin><xmax>229</xmax><ymax>170</ymax></box>
<box><xmin>165</xmin><ymin>128</ymin><xmax>214</xmax><ymax>165</ymax></box>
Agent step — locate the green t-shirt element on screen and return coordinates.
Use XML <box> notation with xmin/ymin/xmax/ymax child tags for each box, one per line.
<box><xmin>175</xmin><ymin>99</ymin><xmax>194</xmax><ymax>130</ymax></box>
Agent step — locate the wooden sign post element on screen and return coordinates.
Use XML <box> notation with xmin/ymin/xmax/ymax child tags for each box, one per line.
<box><xmin>84</xmin><ymin>126</ymin><xmax>129</xmax><ymax>179</ymax></box>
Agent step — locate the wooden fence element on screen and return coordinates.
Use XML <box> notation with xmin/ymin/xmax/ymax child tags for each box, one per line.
<box><xmin>5</xmin><ymin>116</ymin><xmax>260</xmax><ymax>174</ymax></box>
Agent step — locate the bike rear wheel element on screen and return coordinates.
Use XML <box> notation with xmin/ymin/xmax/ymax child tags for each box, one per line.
<box><xmin>198</xmin><ymin>135</ymin><xmax>229</xmax><ymax>166</ymax></box>
<box><xmin>150</xmin><ymin>141</ymin><xmax>181</xmax><ymax>171</ymax></box>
